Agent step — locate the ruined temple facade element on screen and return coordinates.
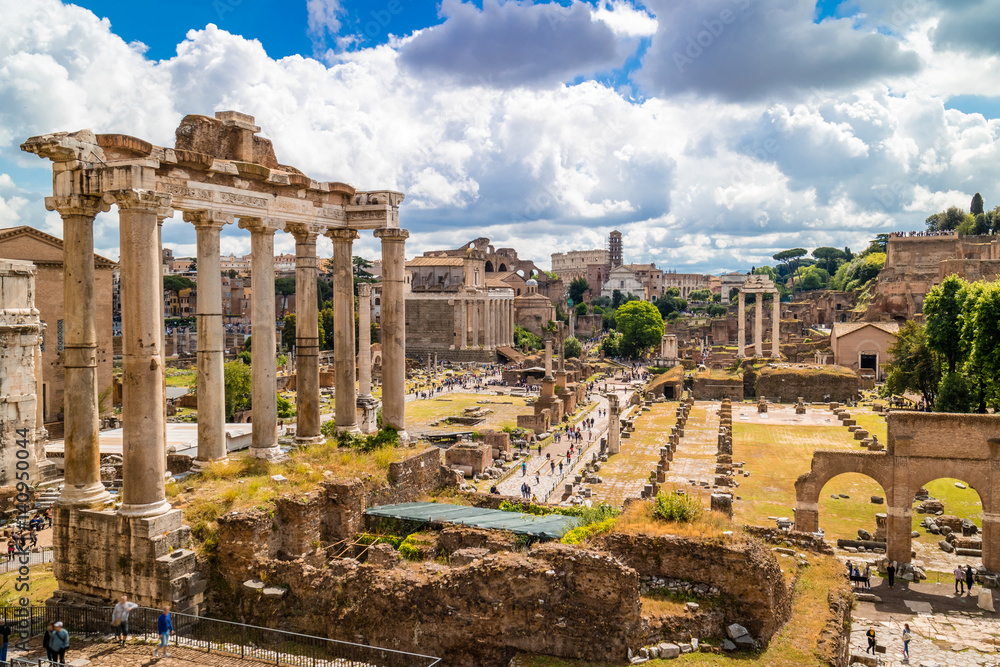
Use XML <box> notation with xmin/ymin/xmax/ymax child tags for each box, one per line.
<box><xmin>405</xmin><ymin>252</ymin><xmax>516</xmax><ymax>363</ymax></box>
<box><xmin>869</xmin><ymin>232</ymin><xmax>1000</xmax><ymax>320</ymax></box>
<box><xmin>22</xmin><ymin>111</ymin><xmax>407</xmax><ymax>613</ymax></box>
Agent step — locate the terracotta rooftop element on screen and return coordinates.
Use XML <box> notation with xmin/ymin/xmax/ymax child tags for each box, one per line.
<box><xmin>406</xmin><ymin>256</ymin><xmax>465</xmax><ymax>267</ymax></box>
<box><xmin>831</xmin><ymin>321</ymin><xmax>902</xmax><ymax>337</ymax></box>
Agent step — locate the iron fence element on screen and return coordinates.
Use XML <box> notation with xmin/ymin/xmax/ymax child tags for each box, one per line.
<box><xmin>0</xmin><ymin>606</ymin><xmax>440</xmax><ymax>666</ymax></box>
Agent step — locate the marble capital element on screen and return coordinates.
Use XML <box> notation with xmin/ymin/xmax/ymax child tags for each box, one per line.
<box><xmin>373</xmin><ymin>227</ymin><xmax>409</xmax><ymax>241</ymax></box>
<box><xmin>326</xmin><ymin>228</ymin><xmax>360</xmax><ymax>242</ymax></box>
<box><xmin>106</xmin><ymin>189</ymin><xmax>173</xmax><ymax>215</ymax></box>
<box><xmin>45</xmin><ymin>194</ymin><xmax>111</xmax><ymax>219</ymax></box>
<box><xmin>237</xmin><ymin>216</ymin><xmax>285</xmax><ymax>234</ymax></box>
<box><xmin>183</xmin><ymin>209</ymin><xmax>234</xmax><ymax>230</ymax></box>
<box><xmin>286</xmin><ymin>221</ymin><xmax>325</xmax><ymax>243</ymax></box>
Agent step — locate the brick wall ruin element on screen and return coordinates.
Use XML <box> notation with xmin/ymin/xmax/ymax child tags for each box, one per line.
<box><xmin>755</xmin><ymin>366</ymin><xmax>859</xmax><ymax>402</ymax></box>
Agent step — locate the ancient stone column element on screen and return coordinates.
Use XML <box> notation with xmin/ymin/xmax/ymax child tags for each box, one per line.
<box><xmin>374</xmin><ymin>228</ymin><xmax>409</xmax><ymax>440</ymax></box>
<box><xmin>472</xmin><ymin>297</ymin><xmax>480</xmax><ymax>348</ymax></box>
<box><xmin>240</xmin><ymin>217</ymin><xmax>283</xmax><ymax>459</ymax></box>
<box><xmin>289</xmin><ymin>223</ymin><xmax>324</xmax><ymax>444</ymax></box>
<box><xmin>357</xmin><ymin>283</ymin><xmax>374</xmax><ymax>400</ymax></box>
<box><xmin>754</xmin><ymin>294</ymin><xmax>763</xmax><ymax>358</ymax></box>
<box><xmin>186</xmin><ymin>210</ymin><xmax>231</xmax><ymax>466</ymax></box>
<box><xmin>156</xmin><ymin>216</ymin><xmax>170</xmax><ymax>483</ymax></box>
<box><xmin>328</xmin><ymin>229</ymin><xmax>360</xmax><ymax>433</ymax></box>
<box><xmin>486</xmin><ymin>300</ymin><xmax>494</xmax><ymax>350</ymax></box>
<box><xmin>607</xmin><ymin>393</ymin><xmax>621</xmax><ymax>455</ymax></box>
<box><xmin>114</xmin><ymin>189</ymin><xmax>172</xmax><ymax>517</ymax></box>
<box><xmin>771</xmin><ymin>291</ymin><xmax>780</xmax><ymax>358</ymax></box>
<box><xmin>544</xmin><ymin>338</ymin><xmax>554</xmax><ymax>379</ymax></box>
<box><xmin>737</xmin><ymin>291</ymin><xmax>745</xmax><ymax>359</ymax></box>
<box><xmin>48</xmin><ymin>195</ymin><xmax>111</xmax><ymax>507</ymax></box>
<box><xmin>886</xmin><ymin>506</ymin><xmax>914</xmax><ymax>565</ymax></box>
<box><xmin>459</xmin><ymin>298</ymin><xmax>468</xmax><ymax>349</ymax></box>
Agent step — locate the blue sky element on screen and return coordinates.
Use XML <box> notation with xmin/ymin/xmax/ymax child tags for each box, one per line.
<box><xmin>1</xmin><ymin>0</ymin><xmax>999</xmax><ymax>272</ymax></box>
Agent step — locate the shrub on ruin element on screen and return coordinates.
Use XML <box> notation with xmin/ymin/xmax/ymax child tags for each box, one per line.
<box><xmin>561</xmin><ymin>517</ymin><xmax>616</xmax><ymax>545</ymax></box>
<box><xmin>653</xmin><ymin>490</ymin><xmax>704</xmax><ymax>523</ymax></box>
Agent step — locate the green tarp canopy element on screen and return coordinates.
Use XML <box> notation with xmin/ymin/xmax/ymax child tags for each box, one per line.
<box><xmin>364</xmin><ymin>501</ymin><xmax>580</xmax><ymax>539</ymax></box>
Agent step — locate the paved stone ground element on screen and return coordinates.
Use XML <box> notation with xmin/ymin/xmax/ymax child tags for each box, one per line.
<box><xmin>589</xmin><ymin>399</ymin><xmax>677</xmax><ymax>506</ymax></box>
<box><xmin>495</xmin><ymin>387</ymin><xmax>611</xmax><ymax>502</ymax></box>
<box><xmin>664</xmin><ymin>402</ymin><xmax>719</xmax><ymax>497</ymax></box>
<box><xmin>849</xmin><ymin>580</ymin><xmax>1000</xmax><ymax>666</ymax></box>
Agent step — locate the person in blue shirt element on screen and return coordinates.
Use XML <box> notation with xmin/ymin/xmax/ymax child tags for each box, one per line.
<box><xmin>50</xmin><ymin>621</ymin><xmax>69</xmax><ymax>664</ymax></box>
<box><xmin>154</xmin><ymin>604</ymin><xmax>173</xmax><ymax>658</ymax></box>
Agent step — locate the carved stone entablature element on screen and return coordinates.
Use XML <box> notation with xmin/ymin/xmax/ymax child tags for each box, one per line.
<box><xmin>21</xmin><ymin>111</ymin><xmax>405</xmax><ymax>234</ymax></box>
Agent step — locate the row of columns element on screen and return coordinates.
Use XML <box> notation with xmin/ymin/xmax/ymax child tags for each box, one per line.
<box><xmin>736</xmin><ymin>290</ymin><xmax>780</xmax><ymax>359</ymax></box>
<box><xmin>458</xmin><ymin>296</ymin><xmax>514</xmax><ymax>350</ymax></box>
<box><xmin>52</xmin><ymin>188</ymin><xmax>408</xmax><ymax>517</ymax></box>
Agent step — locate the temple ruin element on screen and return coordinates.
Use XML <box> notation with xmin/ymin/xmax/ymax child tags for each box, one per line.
<box><xmin>21</xmin><ymin>111</ymin><xmax>407</xmax><ymax>612</ymax></box>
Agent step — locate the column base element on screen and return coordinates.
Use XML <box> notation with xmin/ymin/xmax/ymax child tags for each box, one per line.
<box><xmin>394</xmin><ymin>429</ymin><xmax>411</xmax><ymax>446</ymax></box>
<box><xmin>336</xmin><ymin>424</ymin><xmax>361</xmax><ymax>435</ymax></box>
<box><xmin>118</xmin><ymin>498</ymin><xmax>172</xmax><ymax>518</ymax></box>
<box><xmin>295</xmin><ymin>435</ymin><xmax>326</xmax><ymax>446</ymax></box>
<box><xmin>191</xmin><ymin>456</ymin><xmax>229</xmax><ymax>473</ymax></box>
<box><xmin>248</xmin><ymin>445</ymin><xmax>288</xmax><ymax>462</ymax></box>
<box><xmin>55</xmin><ymin>482</ymin><xmax>112</xmax><ymax>509</ymax></box>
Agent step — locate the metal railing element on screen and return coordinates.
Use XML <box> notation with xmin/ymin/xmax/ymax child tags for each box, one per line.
<box><xmin>0</xmin><ymin>549</ymin><xmax>53</xmax><ymax>575</ymax></box>
<box><xmin>0</xmin><ymin>606</ymin><xmax>440</xmax><ymax>666</ymax></box>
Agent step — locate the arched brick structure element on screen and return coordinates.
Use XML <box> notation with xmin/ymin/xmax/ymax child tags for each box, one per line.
<box><xmin>795</xmin><ymin>412</ymin><xmax>1000</xmax><ymax>570</ymax></box>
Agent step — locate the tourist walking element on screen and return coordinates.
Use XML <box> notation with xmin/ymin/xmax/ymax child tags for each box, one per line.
<box><xmin>901</xmin><ymin>623</ymin><xmax>911</xmax><ymax>661</ymax></box>
<box><xmin>865</xmin><ymin>626</ymin><xmax>876</xmax><ymax>654</ymax></box>
<box><xmin>43</xmin><ymin>621</ymin><xmax>56</xmax><ymax>662</ymax></box>
<box><xmin>0</xmin><ymin>618</ymin><xmax>10</xmax><ymax>662</ymax></box>
<box><xmin>154</xmin><ymin>604</ymin><xmax>173</xmax><ymax>658</ymax></box>
<box><xmin>886</xmin><ymin>561</ymin><xmax>896</xmax><ymax>588</ymax></box>
<box><xmin>111</xmin><ymin>595</ymin><xmax>138</xmax><ymax>646</ymax></box>
<box><xmin>965</xmin><ymin>564</ymin><xmax>975</xmax><ymax>594</ymax></box>
<box><xmin>863</xmin><ymin>564</ymin><xmax>871</xmax><ymax>589</ymax></box>
<box><xmin>50</xmin><ymin>621</ymin><xmax>69</xmax><ymax>664</ymax></box>
<box><xmin>954</xmin><ymin>565</ymin><xmax>965</xmax><ymax>595</ymax></box>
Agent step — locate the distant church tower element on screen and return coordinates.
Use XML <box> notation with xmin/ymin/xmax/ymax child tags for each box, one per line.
<box><xmin>608</xmin><ymin>230</ymin><xmax>623</xmax><ymax>268</ymax></box>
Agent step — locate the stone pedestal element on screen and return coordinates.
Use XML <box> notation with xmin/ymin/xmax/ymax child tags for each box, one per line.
<box><xmin>607</xmin><ymin>393</ymin><xmax>621</xmax><ymax>455</ymax></box>
<box><xmin>50</xmin><ymin>507</ymin><xmax>203</xmax><ymax>614</ymax></box>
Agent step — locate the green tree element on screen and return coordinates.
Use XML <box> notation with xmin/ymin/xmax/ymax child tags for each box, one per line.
<box><xmin>568</xmin><ymin>277</ymin><xmax>589</xmax><ymax>305</ymax></box>
<box><xmin>615</xmin><ymin>301</ymin><xmax>664</xmax><ymax>358</ymax></box>
<box><xmin>830</xmin><ymin>253</ymin><xmax>885</xmax><ymax>291</ymax></box>
<box><xmin>277</xmin><ymin>392</ymin><xmax>295</xmax><ymax>418</ymax></box>
<box><xmin>687</xmin><ymin>289</ymin><xmax>712</xmax><ymax>302</ymax></box>
<box><xmin>706</xmin><ymin>303</ymin><xmax>728</xmax><ymax>317</ymax></box>
<box><xmin>812</xmin><ymin>247</ymin><xmax>845</xmax><ymax>285</ymax></box>
<box><xmin>223</xmin><ymin>360</ymin><xmax>252</xmax><ymax>420</ymax></box>
<box><xmin>935</xmin><ymin>373</ymin><xmax>975</xmax><ymax>413</ymax></box>
<box><xmin>163</xmin><ymin>275</ymin><xmax>195</xmax><ymax>293</ymax></box>
<box><xmin>926</xmin><ymin>206</ymin><xmax>965</xmax><ymax>231</ymax></box>
<box><xmin>600</xmin><ymin>332</ymin><xmax>622</xmax><ymax>357</ymax></box>
<box><xmin>611</xmin><ymin>289</ymin><xmax>624</xmax><ymax>308</ymax></box>
<box><xmin>282</xmin><ymin>314</ymin><xmax>296</xmax><ymax>351</ymax></box>
<box><xmin>513</xmin><ymin>325</ymin><xmax>542</xmax><ymax>351</ymax></box>
<box><xmin>564</xmin><ymin>337</ymin><xmax>582</xmax><ymax>359</ymax></box>
<box><xmin>772</xmin><ymin>249</ymin><xmax>807</xmax><ymax>287</ymax></box>
<box><xmin>923</xmin><ymin>275</ymin><xmax>968</xmax><ymax>374</ymax></box>
<box><xmin>574</xmin><ymin>302</ymin><xmax>588</xmax><ymax>318</ymax></box>
<box><xmin>320</xmin><ymin>308</ymin><xmax>335</xmax><ymax>350</ymax></box>
<box><xmin>353</xmin><ymin>255</ymin><xmax>373</xmax><ymax>278</ymax></box>
<box><xmin>883</xmin><ymin>321</ymin><xmax>940</xmax><ymax>406</ymax></box>
<box><xmin>971</xmin><ymin>192</ymin><xmax>984</xmax><ymax>216</ymax></box>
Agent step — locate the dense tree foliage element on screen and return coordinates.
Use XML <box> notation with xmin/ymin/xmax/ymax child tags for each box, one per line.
<box><xmin>223</xmin><ymin>361</ymin><xmax>252</xmax><ymax>420</ymax></box>
<box><xmin>514</xmin><ymin>325</ymin><xmax>542</xmax><ymax>351</ymax></box>
<box><xmin>163</xmin><ymin>275</ymin><xmax>195</xmax><ymax>293</ymax></box>
<box><xmin>614</xmin><ymin>301</ymin><xmax>664</xmax><ymax>358</ymax></box>
<box><xmin>883</xmin><ymin>321</ymin><xmax>940</xmax><ymax>407</ymax></box>
<box><xmin>687</xmin><ymin>289</ymin><xmax>712</xmax><ymax>302</ymax></box>
<box><xmin>568</xmin><ymin>277</ymin><xmax>589</xmax><ymax>305</ymax></box>
<box><xmin>830</xmin><ymin>253</ymin><xmax>885</xmax><ymax>291</ymax></box>
<box><xmin>574</xmin><ymin>302</ymin><xmax>588</xmax><ymax>318</ymax></box>
<box><xmin>971</xmin><ymin>192</ymin><xmax>984</xmax><ymax>216</ymax></box>
<box><xmin>563</xmin><ymin>336</ymin><xmax>582</xmax><ymax>359</ymax></box>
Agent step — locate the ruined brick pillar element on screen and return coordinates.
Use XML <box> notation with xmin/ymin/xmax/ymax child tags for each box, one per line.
<box><xmin>607</xmin><ymin>393</ymin><xmax>621</xmax><ymax>455</ymax></box>
<box><xmin>983</xmin><ymin>513</ymin><xmax>1000</xmax><ymax>572</ymax></box>
<box><xmin>0</xmin><ymin>259</ymin><xmax>41</xmax><ymax>483</ymax></box>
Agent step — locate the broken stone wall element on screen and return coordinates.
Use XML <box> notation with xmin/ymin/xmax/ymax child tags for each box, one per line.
<box><xmin>755</xmin><ymin>366</ymin><xmax>859</xmax><ymax>403</ymax></box>
<box><xmin>595</xmin><ymin>533</ymin><xmax>792</xmax><ymax>644</ymax></box>
<box><xmin>0</xmin><ymin>259</ymin><xmax>40</xmax><ymax>484</ymax></box>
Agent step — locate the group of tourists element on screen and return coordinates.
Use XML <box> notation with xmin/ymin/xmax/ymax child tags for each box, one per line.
<box><xmin>954</xmin><ymin>564</ymin><xmax>976</xmax><ymax>595</ymax></box>
<box><xmin>845</xmin><ymin>560</ymin><xmax>872</xmax><ymax>589</ymax></box>
<box><xmin>864</xmin><ymin>623</ymin><xmax>912</xmax><ymax>660</ymax></box>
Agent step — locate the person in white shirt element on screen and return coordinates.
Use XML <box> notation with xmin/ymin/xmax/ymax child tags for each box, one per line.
<box><xmin>111</xmin><ymin>595</ymin><xmax>139</xmax><ymax>646</ymax></box>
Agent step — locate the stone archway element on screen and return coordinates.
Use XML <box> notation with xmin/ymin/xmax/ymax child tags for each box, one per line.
<box><xmin>485</xmin><ymin>260</ymin><xmax>494</xmax><ymax>272</ymax></box>
<box><xmin>795</xmin><ymin>412</ymin><xmax>1000</xmax><ymax>570</ymax></box>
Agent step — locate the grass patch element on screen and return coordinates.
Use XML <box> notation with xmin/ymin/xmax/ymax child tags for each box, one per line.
<box><xmin>0</xmin><ymin>562</ymin><xmax>58</xmax><ymax>604</ymax></box>
<box><xmin>172</xmin><ymin>438</ymin><xmax>405</xmax><ymax>554</ymax></box>
<box><xmin>613</xmin><ymin>498</ymin><xmax>733</xmax><ymax>541</ymax></box>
